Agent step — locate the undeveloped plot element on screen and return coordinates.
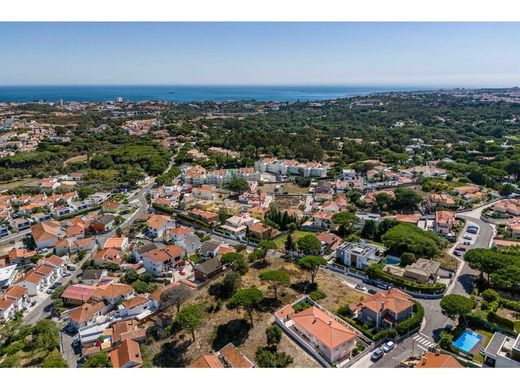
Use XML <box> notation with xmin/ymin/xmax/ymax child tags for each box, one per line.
<box><xmin>141</xmin><ymin>257</ymin><xmax>359</xmax><ymax>368</ymax></box>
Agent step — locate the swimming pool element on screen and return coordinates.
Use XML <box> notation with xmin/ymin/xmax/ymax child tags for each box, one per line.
<box><xmin>385</xmin><ymin>255</ymin><xmax>401</xmax><ymax>266</ymax></box>
<box><xmin>452</xmin><ymin>330</ymin><xmax>483</xmax><ymax>354</ymax></box>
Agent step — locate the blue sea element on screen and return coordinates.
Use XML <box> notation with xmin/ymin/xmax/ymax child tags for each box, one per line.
<box><xmin>0</xmin><ymin>85</ymin><xmax>426</xmax><ymax>103</ymax></box>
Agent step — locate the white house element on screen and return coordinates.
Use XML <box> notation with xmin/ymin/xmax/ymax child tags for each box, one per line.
<box><xmin>336</xmin><ymin>241</ymin><xmax>381</xmax><ymax>270</ymax></box>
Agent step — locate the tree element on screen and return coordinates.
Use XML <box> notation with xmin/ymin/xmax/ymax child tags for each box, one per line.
<box><xmin>439</xmin><ymin>331</ymin><xmax>454</xmax><ymax>350</ymax></box>
<box><xmin>440</xmin><ymin>294</ymin><xmax>474</xmax><ymax>325</ymax></box>
<box><xmin>131</xmin><ymin>280</ymin><xmax>152</xmax><ymax>294</ymax></box>
<box><xmin>259</xmin><ymin>240</ymin><xmax>277</xmax><ymax>264</ymax></box>
<box><xmin>227</xmin><ymin>288</ymin><xmax>264</xmax><ymax>326</ymax></box>
<box><xmin>259</xmin><ymin>269</ymin><xmax>290</xmax><ymax>301</ymax></box>
<box><xmin>82</xmin><ymin>352</ymin><xmax>112</xmax><ymax>368</ymax></box>
<box><xmin>285</xmin><ymin>233</ymin><xmax>295</xmax><ymax>252</ymax></box>
<box><xmin>42</xmin><ymin>350</ymin><xmax>68</xmax><ymax>368</ymax></box>
<box><xmin>361</xmin><ymin>219</ymin><xmax>378</xmax><ymax>240</ymax></box>
<box><xmin>499</xmin><ymin>183</ymin><xmax>516</xmax><ymax>196</ymax></box>
<box><xmin>218</xmin><ymin>271</ymin><xmax>242</xmax><ymax>298</ymax></box>
<box><xmin>255</xmin><ymin>347</ymin><xmax>294</xmax><ymax>367</ymax></box>
<box><xmin>227</xmin><ymin>177</ymin><xmax>249</xmax><ymax>193</ymax></box>
<box><xmin>159</xmin><ymin>284</ymin><xmax>193</xmax><ymax>313</ymax></box>
<box><xmin>332</xmin><ymin>212</ymin><xmax>358</xmax><ymax>236</ymax></box>
<box><xmin>297</xmin><ymin>234</ymin><xmax>322</xmax><ymax>255</ymax></box>
<box><xmin>393</xmin><ymin>188</ymin><xmax>423</xmax><ymax>211</ymax></box>
<box><xmin>33</xmin><ymin>319</ymin><xmax>60</xmax><ymax>352</ymax></box>
<box><xmin>375</xmin><ymin>192</ymin><xmax>393</xmax><ymax>211</ymax></box>
<box><xmin>265</xmin><ymin>325</ymin><xmax>282</xmax><ymax>349</ymax></box>
<box><xmin>176</xmin><ymin>304</ymin><xmax>206</xmax><ymax>342</ymax></box>
<box><xmin>122</xmin><ymin>268</ymin><xmax>139</xmax><ymax>284</ymax></box>
<box><xmin>381</xmin><ymin>223</ymin><xmax>446</xmax><ymax>258</ymax></box>
<box><xmin>221</xmin><ymin>252</ymin><xmax>248</xmax><ymax>275</ymax></box>
<box><xmin>297</xmin><ymin>255</ymin><xmax>327</xmax><ymax>285</ymax></box>
<box><xmin>400</xmin><ymin>252</ymin><xmax>416</xmax><ymax>267</ymax></box>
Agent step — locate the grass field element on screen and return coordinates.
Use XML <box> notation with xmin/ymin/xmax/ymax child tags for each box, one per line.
<box><xmin>274</xmin><ymin>230</ymin><xmax>316</xmax><ymax>250</ymax></box>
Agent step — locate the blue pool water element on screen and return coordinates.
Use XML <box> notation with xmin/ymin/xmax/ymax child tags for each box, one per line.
<box><xmin>385</xmin><ymin>255</ymin><xmax>401</xmax><ymax>266</ymax></box>
<box><xmin>452</xmin><ymin>330</ymin><xmax>483</xmax><ymax>353</ymax></box>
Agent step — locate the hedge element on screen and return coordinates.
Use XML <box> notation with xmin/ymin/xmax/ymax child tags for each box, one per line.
<box><xmin>396</xmin><ymin>301</ymin><xmax>424</xmax><ymax>335</ymax></box>
<box><xmin>487</xmin><ymin>311</ymin><xmax>515</xmax><ymax>331</ymax></box>
<box><xmin>152</xmin><ymin>203</ymin><xmax>175</xmax><ymax>215</ymax></box>
<box><xmin>501</xmin><ymin>298</ymin><xmax>520</xmax><ymax>313</ymax></box>
<box><xmin>368</xmin><ymin>266</ymin><xmax>446</xmax><ymax>293</ymax></box>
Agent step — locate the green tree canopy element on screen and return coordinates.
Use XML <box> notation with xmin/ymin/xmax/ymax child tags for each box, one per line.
<box><xmin>82</xmin><ymin>352</ymin><xmax>112</xmax><ymax>368</ymax></box>
<box><xmin>176</xmin><ymin>304</ymin><xmax>206</xmax><ymax>341</ymax></box>
<box><xmin>227</xmin><ymin>288</ymin><xmax>264</xmax><ymax>326</ymax></box>
<box><xmin>296</xmin><ymin>234</ymin><xmax>322</xmax><ymax>255</ymax></box>
<box><xmin>259</xmin><ymin>269</ymin><xmax>290</xmax><ymax>301</ymax></box>
<box><xmin>297</xmin><ymin>255</ymin><xmax>327</xmax><ymax>285</ymax></box>
<box><xmin>440</xmin><ymin>294</ymin><xmax>474</xmax><ymax>325</ymax></box>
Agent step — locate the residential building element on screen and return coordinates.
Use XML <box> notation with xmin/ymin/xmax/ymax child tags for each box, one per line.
<box><xmin>311</xmin><ymin>211</ymin><xmax>335</xmax><ymax>230</ymax></box>
<box><xmin>416</xmin><ymin>352</ymin><xmax>464</xmax><ymax>368</ymax></box>
<box><xmin>31</xmin><ymin>221</ymin><xmax>65</xmax><ymax>249</ymax></box>
<box><xmin>194</xmin><ymin>257</ymin><xmax>223</xmax><ymax>281</ymax></box>
<box><xmin>434</xmin><ymin>210</ymin><xmax>456</xmax><ymax>235</ymax></box>
<box><xmin>0</xmin><ymin>264</ymin><xmax>18</xmax><ymax>289</ymax></box>
<box><xmin>336</xmin><ymin>241</ymin><xmax>381</xmax><ymax>270</ymax></box>
<box><xmin>66</xmin><ymin>301</ymin><xmax>106</xmax><ymax>330</ymax></box>
<box><xmin>404</xmin><ymin>258</ymin><xmax>441</xmax><ymax>284</ymax></box>
<box><xmin>109</xmin><ymin>339</ymin><xmax>143</xmax><ymax>368</ymax></box>
<box><xmin>218</xmin><ymin>343</ymin><xmax>255</xmax><ymax>368</ymax></box>
<box><xmin>93</xmin><ymin>248</ymin><xmax>123</xmax><ymax>267</ymax></box>
<box><xmin>483</xmin><ymin>333</ymin><xmax>520</xmax><ymax>368</ymax></box>
<box><xmin>350</xmin><ymin>289</ymin><xmax>414</xmax><ymax>329</ymax></box>
<box><xmin>278</xmin><ymin>305</ymin><xmax>357</xmax><ymax>363</ymax></box>
<box><xmin>81</xmin><ymin>269</ymin><xmax>109</xmax><ymax>285</ymax></box>
<box><xmin>146</xmin><ymin>214</ymin><xmax>174</xmax><ymax>239</ymax></box>
<box><xmin>142</xmin><ymin>245</ymin><xmax>184</xmax><ymax>277</ymax></box>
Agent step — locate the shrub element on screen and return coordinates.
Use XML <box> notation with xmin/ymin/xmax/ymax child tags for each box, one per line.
<box><xmin>482</xmin><ymin>289</ymin><xmax>500</xmax><ymax>302</ymax></box>
<box><xmin>487</xmin><ymin>311</ymin><xmax>515</xmax><ymax>330</ymax></box>
<box><xmin>373</xmin><ymin>329</ymin><xmax>398</xmax><ymax>341</ymax></box>
<box><xmin>266</xmin><ymin>325</ymin><xmax>282</xmax><ymax>348</ymax></box>
<box><xmin>396</xmin><ymin>302</ymin><xmax>424</xmax><ymax>335</ymax></box>
<box><xmin>293</xmin><ymin>300</ymin><xmax>311</xmax><ymax>313</ymax></box>
<box><xmin>439</xmin><ymin>331</ymin><xmax>454</xmax><ymax>350</ymax></box>
<box><xmin>337</xmin><ymin>304</ymin><xmax>354</xmax><ymax>318</ymax></box>
<box><xmin>309</xmin><ymin>289</ymin><xmax>327</xmax><ymax>301</ymax></box>
<box><xmin>500</xmin><ymin>298</ymin><xmax>520</xmax><ymax>313</ymax></box>
<box><xmin>255</xmin><ymin>347</ymin><xmax>294</xmax><ymax>368</ymax></box>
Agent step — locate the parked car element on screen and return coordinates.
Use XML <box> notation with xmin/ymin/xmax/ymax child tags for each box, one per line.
<box><xmin>355</xmin><ymin>284</ymin><xmax>367</xmax><ymax>292</ymax></box>
<box><xmin>463</xmin><ymin>235</ymin><xmax>472</xmax><ymax>240</ymax></box>
<box><xmin>463</xmin><ymin>241</ymin><xmax>470</xmax><ymax>246</ymax></box>
<box><xmin>383</xmin><ymin>341</ymin><xmax>395</xmax><ymax>352</ymax></box>
<box><xmin>456</xmin><ymin>246</ymin><xmax>467</xmax><ymax>252</ymax></box>
<box><xmin>46</xmin><ymin>289</ymin><xmax>54</xmax><ymax>294</ymax></box>
<box><xmin>368</xmin><ymin>289</ymin><xmax>377</xmax><ymax>295</ymax></box>
<box><xmin>179</xmin><ymin>269</ymin><xmax>186</xmax><ymax>276</ymax></box>
<box><xmin>51</xmin><ymin>281</ymin><xmax>62</xmax><ymax>289</ymax></box>
<box><xmin>371</xmin><ymin>348</ymin><xmax>384</xmax><ymax>361</ymax></box>
<box><xmin>454</xmin><ymin>251</ymin><xmax>462</xmax><ymax>257</ymax></box>
<box><xmin>63</xmin><ymin>272</ymin><xmax>72</xmax><ymax>277</ymax></box>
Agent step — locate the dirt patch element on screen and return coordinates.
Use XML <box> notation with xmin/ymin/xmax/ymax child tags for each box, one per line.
<box><xmin>141</xmin><ymin>257</ymin><xmax>360</xmax><ymax>367</ymax></box>
<box><xmin>64</xmin><ymin>154</ymin><xmax>88</xmax><ymax>165</ymax></box>
<box><xmin>497</xmin><ymin>307</ymin><xmax>519</xmax><ymax>321</ymax></box>
<box><xmin>0</xmin><ymin>178</ymin><xmax>40</xmax><ymax>191</ymax></box>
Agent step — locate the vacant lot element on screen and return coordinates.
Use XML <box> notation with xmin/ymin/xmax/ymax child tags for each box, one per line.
<box><xmin>141</xmin><ymin>256</ymin><xmax>361</xmax><ymax>368</ymax></box>
<box><xmin>274</xmin><ymin>230</ymin><xmax>316</xmax><ymax>250</ymax></box>
<box><xmin>0</xmin><ymin>178</ymin><xmax>40</xmax><ymax>192</ymax></box>
<box><xmin>64</xmin><ymin>154</ymin><xmax>88</xmax><ymax>165</ymax></box>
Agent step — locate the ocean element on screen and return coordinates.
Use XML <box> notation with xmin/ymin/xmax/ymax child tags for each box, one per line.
<box><xmin>0</xmin><ymin>85</ymin><xmax>426</xmax><ymax>103</ymax></box>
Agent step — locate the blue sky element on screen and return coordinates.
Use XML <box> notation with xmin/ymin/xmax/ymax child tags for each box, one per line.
<box><xmin>0</xmin><ymin>22</ymin><xmax>519</xmax><ymax>87</ymax></box>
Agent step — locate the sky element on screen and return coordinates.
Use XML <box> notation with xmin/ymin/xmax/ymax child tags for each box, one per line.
<box><xmin>0</xmin><ymin>22</ymin><xmax>519</xmax><ymax>87</ymax></box>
